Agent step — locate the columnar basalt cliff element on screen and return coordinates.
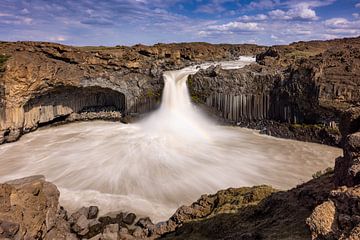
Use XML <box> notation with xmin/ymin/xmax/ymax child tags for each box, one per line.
<box><xmin>189</xmin><ymin>37</ymin><xmax>360</xmax><ymax>145</ymax></box>
<box><xmin>0</xmin><ymin>41</ymin><xmax>264</xmax><ymax>144</ymax></box>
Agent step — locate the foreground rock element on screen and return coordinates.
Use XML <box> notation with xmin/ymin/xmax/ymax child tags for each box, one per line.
<box><xmin>0</xmin><ymin>175</ymin><xmax>77</xmax><ymax>239</ymax></box>
<box><xmin>306</xmin><ymin>106</ymin><xmax>360</xmax><ymax>240</ymax></box>
<box><xmin>0</xmin><ymin>176</ymin><xmax>276</xmax><ymax>239</ymax></box>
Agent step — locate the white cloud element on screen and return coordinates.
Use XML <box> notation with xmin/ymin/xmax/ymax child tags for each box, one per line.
<box><xmin>208</xmin><ymin>21</ymin><xmax>263</xmax><ymax>32</ymax></box>
<box><xmin>269</xmin><ymin>9</ymin><xmax>292</xmax><ymax>20</ymax></box>
<box><xmin>356</xmin><ymin>2</ymin><xmax>360</xmax><ymax>8</ymax></box>
<box><xmin>324</xmin><ymin>18</ymin><xmax>350</xmax><ymax>27</ymax></box>
<box><xmin>269</xmin><ymin>3</ymin><xmax>318</xmax><ymax>20</ymax></box>
<box><xmin>238</xmin><ymin>14</ymin><xmax>268</xmax><ymax>21</ymax></box>
<box><xmin>323</xmin><ymin>18</ymin><xmax>360</xmax><ymax>36</ymax></box>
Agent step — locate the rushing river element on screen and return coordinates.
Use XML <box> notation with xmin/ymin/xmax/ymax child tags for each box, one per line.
<box><xmin>0</xmin><ymin>57</ymin><xmax>342</xmax><ymax>222</ymax></box>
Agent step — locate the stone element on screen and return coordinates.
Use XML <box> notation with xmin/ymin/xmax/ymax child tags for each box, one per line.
<box><xmin>72</xmin><ymin>214</ymin><xmax>89</xmax><ymax>234</ymax></box>
<box><xmin>135</xmin><ymin>217</ymin><xmax>154</xmax><ymax>229</ymax></box>
<box><xmin>132</xmin><ymin>226</ymin><xmax>147</xmax><ymax>238</ymax></box>
<box><xmin>89</xmin><ymin>233</ymin><xmax>103</xmax><ymax>240</ymax></box>
<box><xmin>85</xmin><ymin>219</ymin><xmax>103</xmax><ymax>239</ymax></box>
<box><xmin>0</xmin><ymin>220</ymin><xmax>19</xmax><ymax>238</ymax></box>
<box><xmin>0</xmin><ymin>175</ymin><xmax>60</xmax><ymax>239</ymax></box>
<box><xmin>122</xmin><ymin>213</ymin><xmax>136</xmax><ymax>225</ymax></box>
<box><xmin>99</xmin><ymin>212</ymin><xmax>123</xmax><ymax>225</ymax></box>
<box><xmin>102</xmin><ymin>224</ymin><xmax>119</xmax><ymax>240</ymax></box>
<box><xmin>88</xmin><ymin>206</ymin><xmax>99</xmax><ymax>219</ymax></box>
<box><xmin>306</xmin><ymin>201</ymin><xmax>337</xmax><ymax>239</ymax></box>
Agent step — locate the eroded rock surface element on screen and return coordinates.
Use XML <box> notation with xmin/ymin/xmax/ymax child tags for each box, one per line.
<box><xmin>189</xmin><ymin>37</ymin><xmax>360</xmax><ymax>145</ymax></box>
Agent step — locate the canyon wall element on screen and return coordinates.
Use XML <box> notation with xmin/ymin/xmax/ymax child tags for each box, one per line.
<box><xmin>189</xmin><ymin>37</ymin><xmax>360</xmax><ymax>145</ymax></box>
<box><xmin>1</xmin><ymin>37</ymin><xmax>359</xmax><ymax>144</ymax></box>
<box><xmin>0</xmin><ymin>41</ymin><xmax>264</xmax><ymax>144</ymax></box>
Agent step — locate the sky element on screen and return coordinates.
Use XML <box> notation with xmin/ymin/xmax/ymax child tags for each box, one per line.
<box><xmin>0</xmin><ymin>0</ymin><xmax>359</xmax><ymax>46</ymax></box>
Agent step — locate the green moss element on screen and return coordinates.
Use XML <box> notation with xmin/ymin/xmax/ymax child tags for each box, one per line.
<box><xmin>191</xmin><ymin>95</ymin><xmax>202</xmax><ymax>104</ymax></box>
<box><xmin>312</xmin><ymin>167</ymin><xmax>333</xmax><ymax>179</ymax></box>
<box><xmin>285</xmin><ymin>50</ymin><xmax>322</xmax><ymax>60</ymax></box>
<box><xmin>290</xmin><ymin>123</ymin><xmax>322</xmax><ymax>130</ymax></box>
<box><xmin>291</xmin><ymin>123</ymin><xmax>340</xmax><ymax>135</ymax></box>
<box><xmin>145</xmin><ymin>89</ymin><xmax>160</xmax><ymax>98</ymax></box>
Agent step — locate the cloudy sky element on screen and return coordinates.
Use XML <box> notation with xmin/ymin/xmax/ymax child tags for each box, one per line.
<box><xmin>0</xmin><ymin>0</ymin><xmax>359</xmax><ymax>46</ymax></box>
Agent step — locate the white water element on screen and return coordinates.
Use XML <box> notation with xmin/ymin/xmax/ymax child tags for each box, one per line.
<box><xmin>0</xmin><ymin>57</ymin><xmax>341</xmax><ymax>222</ymax></box>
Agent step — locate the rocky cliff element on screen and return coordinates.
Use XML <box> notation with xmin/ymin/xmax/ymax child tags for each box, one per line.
<box><xmin>0</xmin><ymin>41</ymin><xmax>264</xmax><ymax>143</ymax></box>
<box><xmin>188</xmin><ymin>37</ymin><xmax>360</xmax><ymax>145</ymax></box>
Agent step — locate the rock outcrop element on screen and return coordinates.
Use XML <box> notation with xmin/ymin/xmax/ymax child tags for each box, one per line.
<box><xmin>0</xmin><ymin>175</ymin><xmax>77</xmax><ymax>239</ymax></box>
<box><xmin>189</xmin><ymin>37</ymin><xmax>360</xmax><ymax>145</ymax></box>
<box><xmin>306</xmin><ymin>106</ymin><xmax>360</xmax><ymax>240</ymax></box>
<box><xmin>0</xmin><ymin>41</ymin><xmax>265</xmax><ymax>144</ymax></box>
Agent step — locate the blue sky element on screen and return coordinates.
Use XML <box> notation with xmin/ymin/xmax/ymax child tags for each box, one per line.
<box><xmin>0</xmin><ymin>0</ymin><xmax>359</xmax><ymax>46</ymax></box>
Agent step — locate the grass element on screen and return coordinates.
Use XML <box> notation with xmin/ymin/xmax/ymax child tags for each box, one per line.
<box><xmin>290</xmin><ymin>123</ymin><xmax>340</xmax><ymax>135</ymax></box>
<box><xmin>284</xmin><ymin>49</ymin><xmax>322</xmax><ymax>60</ymax></box>
<box><xmin>312</xmin><ymin>167</ymin><xmax>333</xmax><ymax>179</ymax></box>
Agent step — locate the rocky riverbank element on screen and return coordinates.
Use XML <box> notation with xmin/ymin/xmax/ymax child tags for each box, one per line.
<box><xmin>188</xmin><ymin>37</ymin><xmax>360</xmax><ymax>146</ymax></box>
<box><xmin>1</xmin><ymin>106</ymin><xmax>360</xmax><ymax>240</ymax></box>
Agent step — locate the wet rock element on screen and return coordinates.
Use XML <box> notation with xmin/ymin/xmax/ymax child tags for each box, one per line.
<box><xmin>85</xmin><ymin>219</ymin><xmax>103</xmax><ymax>239</ymax></box>
<box><xmin>88</xmin><ymin>206</ymin><xmax>99</xmax><ymax>219</ymax></box>
<box><xmin>99</xmin><ymin>212</ymin><xmax>124</xmax><ymax>225</ymax></box>
<box><xmin>123</xmin><ymin>213</ymin><xmax>136</xmax><ymax>225</ymax></box>
<box><xmin>136</xmin><ymin>217</ymin><xmax>154</xmax><ymax>229</ymax></box>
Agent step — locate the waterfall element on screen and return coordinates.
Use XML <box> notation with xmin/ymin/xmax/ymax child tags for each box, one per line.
<box><xmin>0</xmin><ymin>57</ymin><xmax>339</xmax><ymax>222</ymax></box>
<box><xmin>139</xmin><ymin>56</ymin><xmax>256</xmax><ymax>141</ymax></box>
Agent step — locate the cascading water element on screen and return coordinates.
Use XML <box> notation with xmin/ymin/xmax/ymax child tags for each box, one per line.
<box><xmin>0</xmin><ymin>57</ymin><xmax>341</xmax><ymax>222</ymax></box>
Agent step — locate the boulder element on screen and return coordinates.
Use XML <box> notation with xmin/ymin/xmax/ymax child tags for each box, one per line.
<box><xmin>0</xmin><ymin>175</ymin><xmax>73</xmax><ymax>239</ymax></box>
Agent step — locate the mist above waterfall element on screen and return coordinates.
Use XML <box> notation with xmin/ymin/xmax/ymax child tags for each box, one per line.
<box><xmin>0</xmin><ymin>57</ymin><xmax>341</xmax><ymax>222</ymax></box>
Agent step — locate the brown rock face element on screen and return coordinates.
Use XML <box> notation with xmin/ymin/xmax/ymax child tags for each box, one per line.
<box><xmin>335</xmin><ymin>107</ymin><xmax>360</xmax><ymax>186</ymax></box>
<box><xmin>188</xmin><ymin>37</ymin><xmax>360</xmax><ymax>145</ymax></box>
<box><xmin>0</xmin><ymin>175</ymin><xmax>76</xmax><ymax>239</ymax></box>
<box><xmin>306</xmin><ymin>186</ymin><xmax>360</xmax><ymax>240</ymax></box>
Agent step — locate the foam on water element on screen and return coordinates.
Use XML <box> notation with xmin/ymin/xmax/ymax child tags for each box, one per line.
<box><xmin>0</xmin><ymin>57</ymin><xmax>341</xmax><ymax>222</ymax></box>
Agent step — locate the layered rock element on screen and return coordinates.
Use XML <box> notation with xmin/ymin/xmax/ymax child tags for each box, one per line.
<box><xmin>334</xmin><ymin>107</ymin><xmax>360</xmax><ymax>186</ymax></box>
<box><xmin>188</xmin><ymin>37</ymin><xmax>360</xmax><ymax>145</ymax></box>
<box><xmin>0</xmin><ymin>41</ymin><xmax>264</xmax><ymax>144</ymax></box>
